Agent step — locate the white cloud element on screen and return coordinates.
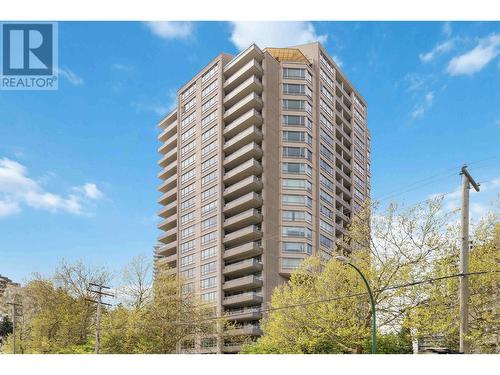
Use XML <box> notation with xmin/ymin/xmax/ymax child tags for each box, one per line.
<box><xmin>442</xmin><ymin>22</ymin><xmax>452</xmax><ymax>37</ymax></box>
<box><xmin>146</xmin><ymin>22</ymin><xmax>193</xmax><ymax>40</ymax></box>
<box><xmin>112</xmin><ymin>63</ymin><xmax>133</xmax><ymax>72</ymax></box>
<box><xmin>56</xmin><ymin>67</ymin><xmax>84</xmax><ymax>85</ymax></box>
<box><xmin>447</xmin><ymin>33</ymin><xmax>500</xmax><ymax>76</ymax></box>
<box><xmin>229</xmin><ymin>21</ymin><xmax>327</xmax><ymax>51</ymax></box>
<box><xmin>0</xmin><ymin>157</ymin><xmax>102</xmax><ymax>218</ymax></box>
<box><xmin>82</xmin><ymin>183</ymin><xmax>104</xmax><ymax>200</ymax></box>
<box><xmin>419</xmin><ymin>40</ymin><xmax>454</xmax><ymax>63</ymax></box>
<box><xmin>411</xmin><ymin>91</ymin><xmax>434</xmax><ymax>119</ymax></box>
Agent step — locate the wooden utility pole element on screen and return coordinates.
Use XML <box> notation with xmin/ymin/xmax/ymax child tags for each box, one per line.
<box><xmin>86</xmin><ymin>283</ymin><xmax>113</xmax><ymax>354</ymax></box>
<box><xmin>6</xmin><ymin>301</ymin><xmax>22</xmax><ymax>354</ymax></box>
<box><xmin>459</xmin><ymin>165</ymin><xmax>480</xmax><ymax>354</ymax></box>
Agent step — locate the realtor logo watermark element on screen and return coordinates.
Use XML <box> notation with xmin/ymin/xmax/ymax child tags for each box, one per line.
<box><xmin>1</xmin><ymin>22</ymin><xmax>58</xmax><ymax>90</ymax></box>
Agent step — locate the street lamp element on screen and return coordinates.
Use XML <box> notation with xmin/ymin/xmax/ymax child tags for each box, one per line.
<box><xmin>335</xmin><ymin>255</ymin><xmax>377</xmax><ymax>354</ymax></box>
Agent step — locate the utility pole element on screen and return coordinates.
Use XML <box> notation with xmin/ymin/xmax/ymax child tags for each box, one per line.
<box><xmin>86</xmin><ymin>282</ymin><xmax>113</xmax><ymax>354</ymax></box>
<box><xmin>459</xmin><ymin>165</ymin><xmax>480</xmax><ymax>354</ymax></box>
<box><xmin>6</xmin><ymin>301</ymin><xmax>22</xmax><ymax>354</ymax></box>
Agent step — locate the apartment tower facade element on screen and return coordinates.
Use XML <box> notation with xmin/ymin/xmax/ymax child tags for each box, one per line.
<box><xmin>155</xmin><ymin>42</ymin><xmax>370</xmax><ymax>353</ymax></box>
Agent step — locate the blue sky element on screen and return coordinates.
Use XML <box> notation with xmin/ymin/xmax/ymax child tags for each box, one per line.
<box><xmin>1</xmin><ymin>21</ymin><xmax>499</xmax><ymax>283</ymax></box>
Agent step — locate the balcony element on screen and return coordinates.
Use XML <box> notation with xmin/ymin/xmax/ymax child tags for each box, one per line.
<box><xmin>224</xmin><ymin>225</ymin><xmax>262</xmax><ymax>247</ymax></box>
<box><xmin>158</xmin><ymin>227</ymin><xmax>176</xmax><ymax>244</ymax></box>
<box><xmin>157</xmin><ymin>216</ymin><xmax>177</xmax><ymax>231</ymax></box>
<box><xmin>223</xmin><ymin>44</ymin><xmax>263</xmax><ymax>78</ymax></box>
<box><xmin>158</xmin><ymin>174</ymin><xmax>177</xmax><ymax>193</ymax></box>
<box><xmin>223</xmin><ymin>242</ymin><xmax>263</xmax><ymax>262</ymax></box>
<box><xmin>223</xmin><ymin>176</ymin><xmax>262</xmax><ymax>201</ymax></box>
<box><xmin>158</xmin><ymin>147</ymin><xmax>177</xmax><ymax>167</ymax></box>
<box><xmin>158</xmin><ymin>200</ymin><xmax>177</xmax><ymax>218</ymax></box>
<box><xmin>223</xmin><ymin>208</ymin><xmax>262</xmax><ymax>232</ymax></box>
<box><xmin>336</xmin><ymin>208</ymin><xmax>350</xmax><ymax>222</ymax></box>
<box><xmin>157</xmin><ymin>241</ymin><xmax>176</xmax><ymax>257</ymax></box>
<box><xmin>223</xmin><ymin>275</ymin><xmax>263</xmax><ymax>292</ymax></box>
<box><xmin>158</xmin><ymin>160</ymin><xmax>177</xmax><ymax>180</ymax></box>
<box><xmin>223</xmin><ymin>192</ymin><xmax>263</xmax><ymax>216</ymax></box>
<box><xmin>158</xmin><ymin>133</ymin><xmax>177</xmax><ymax>155</ymax></box>
<box><xmin>225</xmin><ymin>307</ymin><xmax>262</xmax><ymax>321</ymax></box>
<box><xmin>222</xmin><ymin>291</ymin><xmax>263</xmax><ymax>307</ymax></box>
<box><xmin>223</xmin><ymin>258</ymin><xmax>263</xmax><ymax>277</ymax></box>
<box><xmin>224</xmin><ymin>59</ymin><xmax>263</xmax><ymax>92</ymax></box>
<box><xmin>224</xmin><ymin>76</ymin><xmax>263</xmax><ymax>108</ymax></box>
<box><xmin>224</xmin><ymin>125</ymin><xmax>263</xmax><ymax>154</ymax></box>
<box><xmin>158</xmin><ymin>120</ymin><xmax>177</xmax><ymax>142</ymax></box>
<box><xmin>223</xmin><ymin>159</ymin><xmax>262</xmax><ymax>186</ymax></box>
<box><xmin>224</xmin><ymin>142</ymin><xmax>263</xmax><ymax>170</ymax></box>
<box><xmin>225</xmin><ymin>324</ymin><xmax>262</xmax><ymax>336</ymax></box>
<box><xmin>223</xmin><ymin>109</ymin><xmax>263</xmax><ymax>139</ymax></box>
<box><xmin>223</xmin><ymin>92</ymin><xmax>263</xmax><ymax>123</ymax></box>
<box><xmin>158</xmin><ymin>186</ymin><xmax>176</xmax><ymax>205</ymax></box>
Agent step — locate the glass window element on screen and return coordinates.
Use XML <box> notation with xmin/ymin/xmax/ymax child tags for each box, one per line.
<box><xmin>283</xmin><ymin>83</ymin><xmax>306</xmax><ymax>95</ymax></box>
<box><xmin>202</xmin><ymin>170</ymin><xmax>217</xmax><ymax>186</ymax></box>
<box><xmin>201</xmin><ymin>261</ymin><xmax>217</xmax><ymax>275</ymax></box>
<box><xmin>181</xmin><ymin>112</ymin><xmax>196</xmax><ymax>128</ymax></box>
<box><xmin>201</xmin><ymin>291</ymin><xmax>217</xmax><ymax>302</ymax></box>
<box><xmin>201</xmin><ymin>155</ymin><xmax>217</xmax><ymax>171</ymax></box>
<box><xmin>201</xmin><ymin>246</ymin><xmax>217</xmax><ymax>260</ymax></box>
<box><xmin>202</xmin><ymin>80</ymin><xmax>217</xmax><ymax>98</ymax></box>
<box><xmin>320</xmin><ymin>204</ymin><xmax>334</xmax><ymax>220</ymax></box>
<box><xmin>282</xmin><ymin>162</ymin><xmax>312</xmax><ymax>176</ymax></box>
<box><xmin>181</xmin><ymin>225</ymin><xmax>195</xmax><ymax>239</ymax></box>
<box><xmin>282</xmin><ymin>257</ymin><xmax>303</xmax><ymax>270</ymax></box>
<box><xmin>181</xmin><ymin>140</ymin><xmax>195</xmax><ymax>156</ymax></box>
<box><xmin>201</xmin><ymin>231</ymin><xmax>217</xmax><ymax>245</ymax></box>
<box><xmin>180</xmin><ymin>183</ymin><xmax>195</xmax><ymax>198</ymax></box>
<box><xmin>320</xmin><ymin>189</ymin><xmax>334</xmax><ymax>205</ymax></box>
<box><xmin>320</xmin><ymin>159</ymin><xmax>334</xmax><ymax>175</ymax></box>
<box><xmin>202</xmin><ymin>64</ymin><xmax>218</xmax><ymax>83</ymax></box>
<box><xmin>282</xmin><ymin>242</ymin><xmax>312</xmax><ymax>255</ymax></box>
<box><xmin>283</xmin><ymin>67</ymin><xmax>306</xmax><ymax>79</ymax></box>
<box><xmin>282</xmin><ymin>178</ymin><xmax>312</xmax><ymax>192</ymax></box>
<box><xmin>181</xmin><ymin>268</ymin><xmax>194</xmax><ymax>279</ymax></box>
<box><xmin>180</xmin><ymin>240</ymin><xmax>195</xmax><ymax>254</ymax></box>
<box><xmin>202</xmin><ymin>141</ymin><xmax>217</xmax><ymax>156</ymax></box>
<box><xmin>202</xmin><ymin>126</ymin><xmax>217</xmax><ymax>142</ymax></box>
<box><xmin>202</xmin><ymin>216</ymin><xmax>217</xmax><ymax>230</ymax></box>
<box><xmin>320</xmin><ymin>219</ymin><xmax>334</xmax><ymax>233</ymax></box>
<box><xmin>320</xmin><ymin>174</ymin><xmax>334</xmax><ymax>190</ymax></box>
<box><xmin>201</xmin><ymin>95</ymin><xmax>217</xmax><ymax>113</ymax></box>
<box><xmin>181</xmin><ymin>211</ymin><xmax>196</xmax><ymax>225</ymax></box>
<box><xmin>181</xmin><ymin>84</ymin><xmax>195</xmax><ymax>101</ymax></box>
<box><xmin>181</xmin><ymin>169</ymin><xmax>196</xmax><ymax>184</ymax></box>
<box><xmin>201</xmin><ymin>276</ymin><xmax>217</xmax><ymax>290</ymax></box>
<box><xmin>282</xmin><ymin>194</ymin><xmax>312</xmax><ymax>208</ymax></box>
<box><xmin>182</xmin><ymin>98</ymin><xmax>196</xmax><ymax>114</ymax></box>
<box><xmin>202</xmin><ymin>111</ymin><xmax>217</xmax><ymax>127</ymax></box>
<box><xmin>283</xmin><ymin>99</ymin><xmax>305</xmax><ymax>111</ymax></box>
<box><xmin>283</xmin><ymin>146</ymin><xmax>312</xmax><ymax>160</ymax></box>
<box><xmin>202</xmin><ymin>186</ymin><xmax>217</xmax><ymax>201</ymax></box>
<box><xmin>201</xmin><ymin>200</ymin><xmax>217</xmax><ymax>215</ymax></box>
<box><xmin>181</xmin><ymin>154</ymin><xmax>196</xmax><ymax>169</ymax></box>
<box><xmin>181</xmin><ymin>126</ymin><xmax>196</xmax><ymax>142</ymax></box>
<box><xmin>320</xmin><ymin>234</ymin><xmax>334</xmax><ymax>249</ymax></box>
<box><xmin>282</xmin><ymin>210</ymin><xmax>312</xmax><ymax>223</ymax></box>
<box><xmin>180</xmin><ymin>254</ymin><xmax>194</xmax><ymax>267</ymax></box>
<box><xmin>283</xmin><ymin>130</ymin><xmax>312</xmax><ymax>145</ymax></box>
<box><xmin>282</xmin><ymin>226</ymin><xmax>312</xmax><ymax>238</ymax></box>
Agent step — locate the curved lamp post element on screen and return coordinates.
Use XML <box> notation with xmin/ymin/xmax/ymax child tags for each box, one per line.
<box><xmin>335</xmin><ymin>255</ymin><xmax>377</xmax><ymax>354</ymax></box>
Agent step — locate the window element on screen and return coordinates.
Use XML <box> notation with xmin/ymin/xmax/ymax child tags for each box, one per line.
<box><xmin>354</xmin><ymin>188</ymin><xmax>365</xmax><ymax>201</ymax></box>
<box><xmin>181</xmin><ymin>169</ymin><xmax>196</xmax><ymax>184</ymax></box>
<box><xmin>181</xmin><ymin>84</ymin><xmax>195</xmax><ymax>101</ymax></box>
<box><xmin>181</xmin><ymin>211</ymin><xmax>196</xmax><ymax>225</ymax></box>
<box><xmin>202</xmin><ymin>80</ymin><xmax>217</xmax><ymax>98</ymax></box>
<box><xmin>283</xmin><ymin>67</ymin><xmax>307</xmax><ymax>79</ymax></box>
<box><xmin>282</xmin><ymin>178</ymin><xmax>312</xmax><ymax>192</ymax></box>
<box><xmin>181</xmin><ymin>268</ymin><xmax>194</xmax><ymax>279</ymax></box>
<box><xmin>181</xmin><ymin>111</ymin><xmax>196</xmax><ymax>128</ymax></box>
<box><xmin>181</xmin><ymin>225</ymin><xmax>195</xmax><ymax>239</ymax></box>
<box><xmin>201</xmin><ymin>95</ymin><xmax>217</xmax><ymax>113</ymax></box>
<box><xmin>320</xmin><ymin>99</ymin><xmax>334</xmax><ymax>118</ymax></box>
<box><xmin>201</xmin><ymin>291</ymin><xmax>217</xmax><ymax>303</ymax></box>
<box><xmin>181</xmin><ymin>140</ymin><xmax>195</xmax><ymax>156</ymax></box>
<box><xmin>320</xmin><ymin>143</ymin><xmax>334</xmax><ymax>162</ymax></box>
<box><xmin>320</xmin><ymin>114</ymin><xmax>334</xmax><ymax>132</ymax></box>
<box><xmin>283</xmin><ymin>83</ymin><xmax>306</xmax><ymax>95</ymax></box>
<box><xmin>282</xmin><ymin>257</ymin><xmax>303</xmax><ymax>270</ymax></box>
<box><xmin>282</xmin><ymin>162</ymin><xmax>312</xmax><ymax>176</ymax></box>
<box><xmin>180</xmin><ymin>240</ymin><xmax>195</xmax><ymax>254</ymax></box>
<box><xmin>201</xmin><ymin>155</ymin><xmax>217</xmax><ymax>171</ymax></box>
<box><xmin>180</xmin><ymin>254</ymin><xmax>194</xmax><ymax>267</ymax></box>
<box><xmin>181</xmin><ymin>197</ymin><xmax>195</xmax><ymax>211</ymax></box>
<box><xmin>202</xmin><ymin>200</ymin><xmax>217</xmax><ymax>215</ymax></box>
<box><xmin>320</xmin><ymin>159</ymin><xmax>334</xmax><ymax>175</ymax></box>
<box><xmin>354</xmin><ymin>120</ymin><xmax>364</xmax><ymax>135</ymax></box>
<box><xmin>320</xmin><ymin>174</ymin><xmax>334</xmax><ymax>190</ymax></box>
<box><xmin>283</xmin><ymin>131</ymin><xmax>312</xmax><ymax>145</ymax></box>
<box><xmin>283</xmin><ymin>115</ymin><xmax>312</xmax><ymax>129</ymax></box>
<box><xmin>282</xmin><ymin>194</ymin><xmax>312</xmax><ymax>208</ymax></box>
<box><xmin>202</xmin><ymin>216</ymin><xmax>217</xmax><ymax>230</ymax></box>
<box><xmin>182</xmin><ymin>98</ymin><xmax>196</xmax><ymax>114</ymax></box>
<box><xmin>283</xmin><ymin>99</ymin><xmax>305</xmax><ymax>111</ymax></box>
<box><xmin>181</xmin><ymin>126</ymin><xmax>196</xmax><ymax>142</ymax></box>
<box><xmin>320</xmin><ymin>219</ymin><xmax>334</xmax><ymax>233</ymax></box>
<box><xmin>320</xmin><ymin>234</ymin><xmax>334</xmax><ymax>249</ymax></box>
<box><xmin>181</xmin><ymin>283</ymin><xmax>194</xmax><ymax>294</ymax></box>
<box><xmin>201</xmin><ymin>246</ymin><xmax>217</xmax><ymax>260</ymax></box>
<box><xmin>320</xmin><ymin>204</ymin><xmax>334</xmax><ymax>220</ymax></box>
<box><xmin>201</xmin><ymin>261</ymin><xmax>217</xmax><ymax>275</ymax></box>
<box><xmin>282</xmin><ymin>210</ymin><xmax>312</xmax><ymax>223</ymax></box>
<box><xmin>283</xmin><ymin>146</ymin><xmax>312</xmax><ymax>160</ymax></box>
<box><xmin>320</xmin><ymin>189</ymin><xmax>334</xmax><ymax>205</ymax></box>
<box><xmin>202</xmin><ymin>186</ymin><xmax>217</xmax><ymax>201</ymax></box>
<box><xmin>320</xmin><ymin>128</ymin><xmax>334</xmax><ymax>147</ymax></box>
<box><xmin>321</xmin><ymin>84</ymin><xmax>334</xmax><ymax>103</ymax></box>
<box><xmin>283</xmin><ymin>226</ymin><xmax>312</xmax><ymax>238</ymax></box>
<box><xmin>181</xmin><ymin>183</ymin><xmax>195</xmax><ymax>198</ymax></box>
<box><xmin>202</xmin><ymin>111</ymin><xmax>217</xmax><ymax>128</ymax></box>
<box><xmin>354</xmin><ymin>174</ymin><xmax>365</xmax><ymax>188</ymax></box>
<box><xmin>202</xmin><ymin>170</ymin><xmax>217</xmax><ymax>186</ymax></box>
<box><xmin>201</xmin><ymin>276</ymin><xmax>217</xmax><ymax>290</ymax></box>
<box><xmin>354</xmin><ymin>161</ymin><xmax>365</xmax><ymax>176</ymax></box>
<box><xmin>320</xmin><ymin>69</ymin><xmax>334</xmax><ymax>88</ymax></box>
<box><xmin>202</xmin><ymin>126</ymin><xmax>217</xmax><ymax>142</ymax></box>
<box><xmin>282</xmin><ymin>242</ymin><xmax>312</xmax><ymax>255</ymax></box>
<box><xmin>201</xmin><ymin>141</ymin><xmax>217</xmax><ymax>156</ymax></box>
<box><xmin>202</xmin><ymin>64</ymin><xmax>218</xmax><ymax>83</ymax></box>
<box><xmin>320</xmin><ymin>53</ymin><xmax>335</xmax><ymax>75</ymax></box>
<box><xmin>201</xmin><ymin>231</ymin><xmax>216</xmax><ymax>245</ymax></box>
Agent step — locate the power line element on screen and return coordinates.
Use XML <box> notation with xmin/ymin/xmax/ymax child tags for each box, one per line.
<box><xmin>86</xmin><ymin>282</ymin><xmax>114</xmax><ymax>354</ymax></box>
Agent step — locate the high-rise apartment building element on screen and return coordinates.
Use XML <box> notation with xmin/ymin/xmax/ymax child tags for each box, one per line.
<box><xmin>155</xmin><ymin>42</ymin><xmax>370</xmax><ymax>353</ymax></box>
